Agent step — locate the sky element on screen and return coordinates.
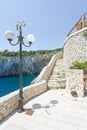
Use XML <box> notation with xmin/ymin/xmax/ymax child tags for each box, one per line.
<box><xmin>0</xmin><ymin>0</ymin><xmax>87</xmax><ymax>51</ymax></box>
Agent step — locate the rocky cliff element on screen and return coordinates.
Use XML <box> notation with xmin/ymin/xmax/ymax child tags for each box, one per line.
<box><xmin>0</xmin><ymin>55</ymin><xmax>52</xmax><ymax>77</ymax></box>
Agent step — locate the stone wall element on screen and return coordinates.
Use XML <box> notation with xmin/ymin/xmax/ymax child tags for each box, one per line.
<box><xmin>66</xmin><ymin>69</ymin><xmax>84</xmax><ymax>97</ymax></box>
<box><xmin>0</xmin><ymin>80</ymin><xmax>47</xmax><ymax>121</ymax></box>
<box><xmin>63</xmin><ymin>27</ymin><xmax>87</xmax><ymax>68</ymax></box>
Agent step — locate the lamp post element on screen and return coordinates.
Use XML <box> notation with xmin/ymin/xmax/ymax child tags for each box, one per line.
<box><xmin>5</xmin><ymin>21</ymin><xmax>35</xmax><ymax>112</ymax></box>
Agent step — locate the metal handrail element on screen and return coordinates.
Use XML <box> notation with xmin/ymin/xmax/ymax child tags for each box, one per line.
<box><xmin>67</xmin><ymin>12</ymin><xmax>87</xmax><ymax>36</ymax></box>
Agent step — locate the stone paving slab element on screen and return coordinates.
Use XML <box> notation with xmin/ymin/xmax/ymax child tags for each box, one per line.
<box><xmin>0</xmin><ymin>89</ymin><xmax>87</xmax><ymax>130</ymax></box>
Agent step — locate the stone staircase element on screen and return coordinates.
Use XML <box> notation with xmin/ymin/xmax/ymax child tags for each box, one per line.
<box><xmin>47</xmin><ymin>58</ymin><xmax>66</xmax><ymax>88</ymax></box>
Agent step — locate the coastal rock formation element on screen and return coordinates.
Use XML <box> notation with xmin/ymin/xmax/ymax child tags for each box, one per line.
<box><xmin>0</xmin><ymin>55</ymin><xmax>52</xmax><ymax>77</ymax></box>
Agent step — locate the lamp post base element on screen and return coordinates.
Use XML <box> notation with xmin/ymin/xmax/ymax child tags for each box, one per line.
<box><xmin>17</xmin><ymin>108</ymin><xmax>24</xmax><ymax>113</ymax></box>
<box><xmin>18</xmin><ymin>97</ymin><xmax>24</xmax><ymax>112</ymax></box>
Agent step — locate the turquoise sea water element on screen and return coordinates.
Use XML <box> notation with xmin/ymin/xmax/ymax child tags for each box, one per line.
<box><xmin>0</xmin><ymin>75</ymin><xmax>37</xmax><ymax>97</ymax></box>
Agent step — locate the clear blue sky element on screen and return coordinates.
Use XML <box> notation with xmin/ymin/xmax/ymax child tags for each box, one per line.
<box><xmin>0</xmin><ymin>0</ymin><xmax>87</xmax><ymax>51</ymax></box>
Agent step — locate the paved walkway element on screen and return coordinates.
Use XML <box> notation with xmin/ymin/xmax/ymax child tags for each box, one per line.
<box><xmin>0</xmin><ymin>89</ymin><xmax>87</xmax><ymax>130</ymax></box>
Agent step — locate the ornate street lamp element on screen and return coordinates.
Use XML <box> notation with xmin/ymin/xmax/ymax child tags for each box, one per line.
<box><xmin>5</xmin><ymin>21</ymin><xmax>35</xmax><ymax>112</ymax></box>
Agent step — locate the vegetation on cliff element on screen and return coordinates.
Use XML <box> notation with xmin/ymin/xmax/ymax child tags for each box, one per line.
<box><xmin>0</xmin><ymin>48</ymin><xmax>63</xmax><ymax>58</ymax></box>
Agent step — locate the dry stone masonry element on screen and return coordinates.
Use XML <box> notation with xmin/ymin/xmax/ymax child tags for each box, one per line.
<box><xmin>66</xmin><ymin>69</ymin><xmax>84</xmax><ymax>97</ymax></box>
<box><xmin>63</xmin><ymin>27</ymin><xmax>87</xmax><ymax>68</ymax></box>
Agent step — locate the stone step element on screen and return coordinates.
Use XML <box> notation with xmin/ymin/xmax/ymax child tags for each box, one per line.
<box><xmin>47</xmin><ymin>58</ymin><xmax>66</xmax><ymax>88</ymax></box>
<box><xmin>53</xmin><ymin>68</ymin><xmax>65</xmax><ymax>72</ymax></box>
<box><xmin>48</xmin><ymin>77</ymin><xmax>66</xmax><ymax>82</ymax></box>
<box><xmin>47</xmin><ymin>82</ymin><xmax>66</xmax><ymax>87</ymax></box>
<box><xmin>53</xmin><ymin>66</ymin><xmax>59</xmax><ymax>69</ymax></box>
<box><xmin>53</xmin><ymin>64</ymin><xmax>61</xmax><ymax>67</ymax></box>
<box><xmin>48</xmin><ymin>83</ymin><xmax>62</xmax><ymax>86</ymax></box>
<box><xmin>49</xmin><ymin>74</ymin><xmax>60</xmax><ymax>77</ymax></box>
<box><xmin>52</xmin><ymin>71</ymin><xmax>65</xmax><ymax>76</ymax></box>
<box><xmin>48</xmin><ymin>79</ymin><xmax>66</xmax><ymax>83</ymax></box>
<box><xmin>55</xmin><ymin>59</ymin><xmax>63</xmax><ymax>64</ymax></box>
<box><xmin>48</xmin><ymin>80</ymin><xmax>58</xmax><ymax>83</ymax></box>
<box><xmin>53</xmin><ymin>68</ymin><xmax>65</xmax><ymax>71</ymax></box>
<box><xmin>53</xmin><ymin>68</ymin><xmax>62</xmax><ymax>72</ymax></box>
<box><xmin>52</xmin><ymin>71</ymin><xmax>65</xmax><ymax>74</ymax></box>
<box><xmin>49</xmin><ymin>75</ymin><xmax>66</xmax><ymax>79</ymax></box>
<box><xmin>53</xmin><ymin>66</ymin><xmax>63</xmax><ymax>69</ymax></box>
<box><xmin>49</xmin><ymin>76</ymin><xmax>62</xmax><ymax>79</ymax></box>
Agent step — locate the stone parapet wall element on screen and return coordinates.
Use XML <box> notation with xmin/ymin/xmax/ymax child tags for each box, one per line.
<box><xmin>65</xmin><ymin>69</ymin><xmax>84</xmax><ymax>97</ymax></box>
<box><xmin>63</xmin><ymin>27</ymin><xmax>87</xmax><ymax>68</ymax></box>
<box><xmin>0</xmin><ymin>80</ymin><xmax>47</xmax><ymax>121</ymax></box>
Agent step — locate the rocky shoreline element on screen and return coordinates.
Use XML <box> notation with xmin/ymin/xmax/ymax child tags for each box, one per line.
<box><xmin>0</xmin><ymin>55</ymin><xmax>52</xmax><ymax>77</ymax></box>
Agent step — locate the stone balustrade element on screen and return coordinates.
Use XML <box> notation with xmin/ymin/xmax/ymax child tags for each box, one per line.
<box><xmin>0</xmin><ymin>80</ymin><xmax>47</xmax><ymax>121</ymax></box>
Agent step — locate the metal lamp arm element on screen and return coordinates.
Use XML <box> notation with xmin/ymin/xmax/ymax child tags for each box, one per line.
<box><xmin>9</xmin><ymin>40</ymin><xmax>19</xmax><ymax>46</ymax></box>
<box><xmin>23</xmin><ymin>42</ymin><xmax>32</xmax><ymax>47</ymax></box>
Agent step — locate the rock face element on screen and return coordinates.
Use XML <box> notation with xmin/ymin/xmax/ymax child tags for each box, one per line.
<box><xmin>0</xmin><ymin>55</ymin><xmax>52</xmax><ymax>77</ymax></box>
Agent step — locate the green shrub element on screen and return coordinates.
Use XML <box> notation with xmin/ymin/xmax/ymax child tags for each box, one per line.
<box><xmin>73</xmin><ymin>61</ymin><xmax>87</xmax><ymax>69</ymax></box>
<box><xmin>47</xmin><ymin>86</ymin><xmax>50</xmax><ymax>90</ymax></box>
<box><xmin>83</xmin><ymin>31</ymin><xmax>87</xmax><ymax>37</ymax></box>
<box><xmin>0</xmin><ymin>48</ymin><xmax>63</xmax><ymax>57</ymax></box>
<box><xmin>56</xmin><ymin>86</ymin><xmax>66</xmax><ymax>89</ymax></box>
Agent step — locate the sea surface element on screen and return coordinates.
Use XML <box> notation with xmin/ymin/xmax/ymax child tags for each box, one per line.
<box><xmin>0</xmin><ymin>75</ymin><xmax>37</xmax><ymax>97</ymax></box>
